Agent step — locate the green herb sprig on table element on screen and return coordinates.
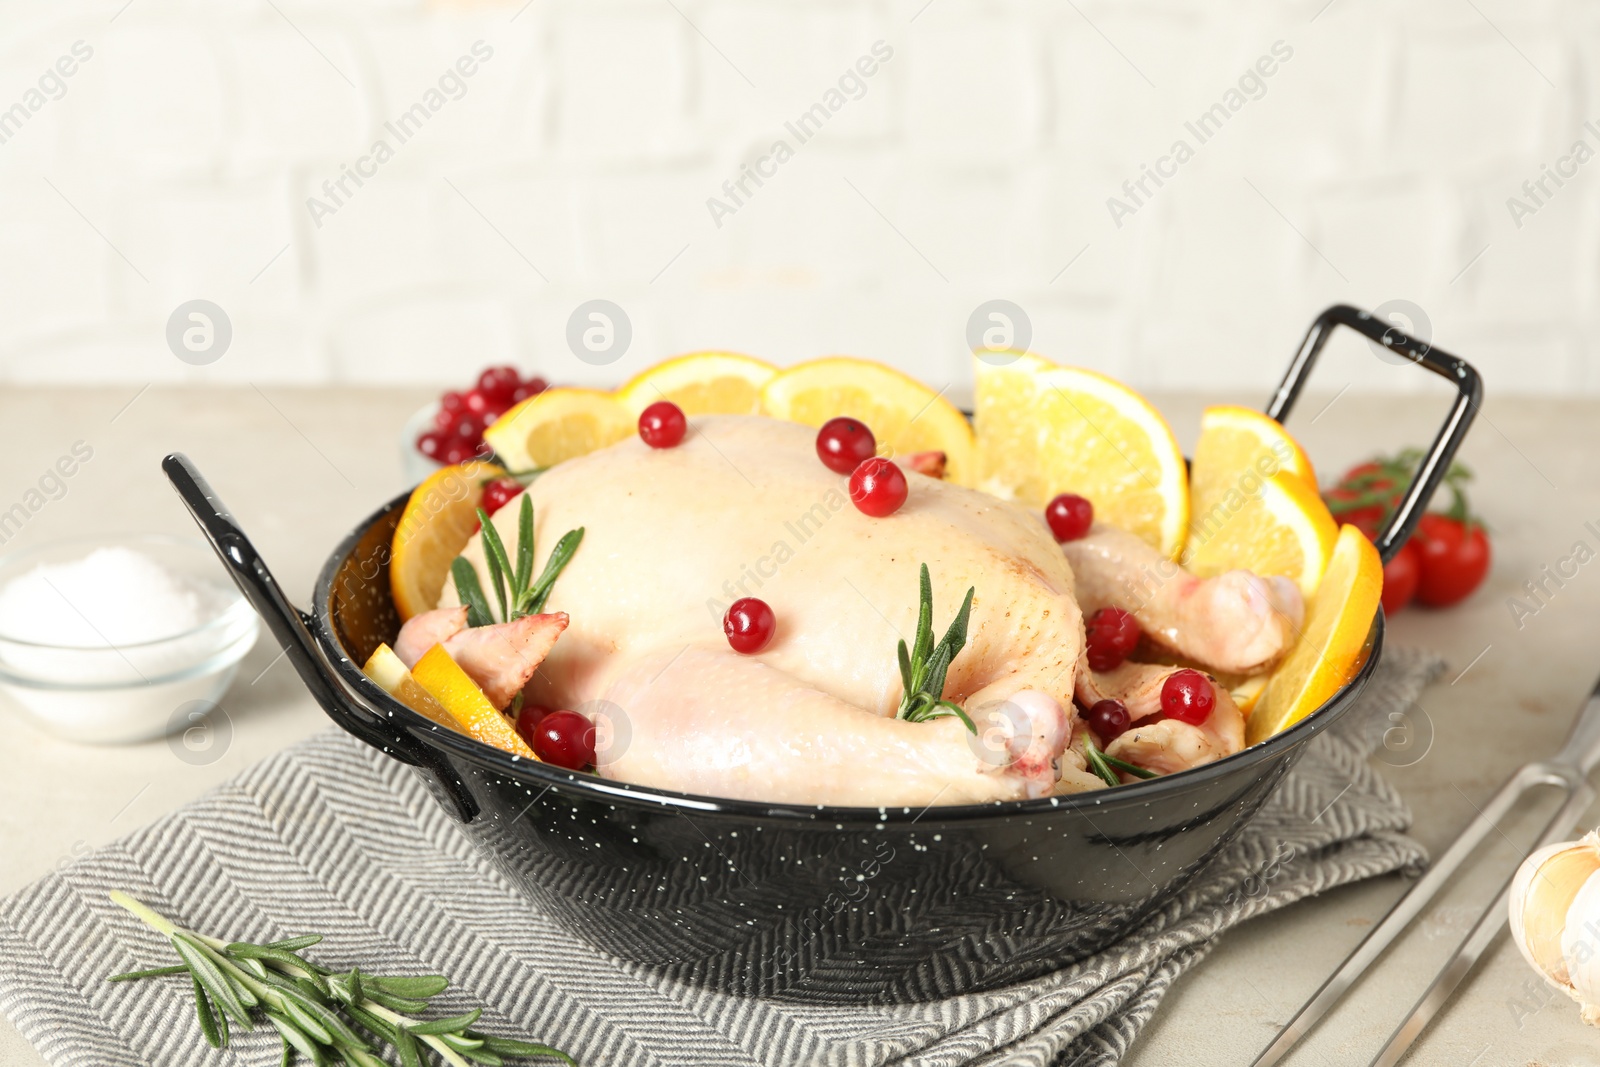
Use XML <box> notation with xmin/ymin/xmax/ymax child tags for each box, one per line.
<box><xmin>107</xmin><ymin>892</ymin><xmax>573</xmax><ymax>1067</ymax></box>
<box><xmin>895</xmin><ymin>564</ymin><xmax>977</xmax><ymax>733</ymax></box>
<box><xmin>452</xmin><ymin>494</ymin><xmax>583</xmax><ymax>628</ymax></box>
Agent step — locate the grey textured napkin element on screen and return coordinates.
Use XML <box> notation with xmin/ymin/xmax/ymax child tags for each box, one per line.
<box><xmin>0</xmin><ymin>648</ymin><xmax>1443</xmax><ymax>1067</ymax></box>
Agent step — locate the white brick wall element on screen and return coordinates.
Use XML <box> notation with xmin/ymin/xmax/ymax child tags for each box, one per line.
<box><xmin>0</xmin><ymin>0</ymin><xmax>1593</xmax><ymax>394</ymax></box>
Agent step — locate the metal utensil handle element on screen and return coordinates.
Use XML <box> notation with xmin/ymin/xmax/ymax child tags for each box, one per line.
<box><xmin>1265</xmin><ymin>304</ymin><xmax>1483</xmax><ymax>564</ymax></box>
<box><xmin>1368</xmin><ymin>778</ymin><xmax>1596</xmax><ymax>1067</ymax></box>
<box><xmin>1247</xmin><ymin>762</ymin><xmax>1557</xmax><ymax>1067</ymax></box>
<box><xmin>161</xmin><ymin>453</ymin><xmax>430</xmax><ymax>768</ymax></box>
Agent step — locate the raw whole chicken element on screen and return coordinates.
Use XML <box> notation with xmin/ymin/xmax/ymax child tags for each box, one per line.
<box><xmin>438</xmin><ymin>416</ymin><xmax>1081</xmax><ymax>806</ymax></box>
<box><xmin>414</xmin><ymin>415</ymin><xmax>1283</xmax><ymax>804</ymax></box>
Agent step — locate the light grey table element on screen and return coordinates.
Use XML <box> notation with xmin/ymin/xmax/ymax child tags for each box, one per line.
<box><xmin>1</xmin><ymin>386</ymin><xmax>1596</xmax><ymax>1066</ymax></box>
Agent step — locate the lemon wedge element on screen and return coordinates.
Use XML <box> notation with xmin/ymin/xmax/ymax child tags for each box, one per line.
<box><xmin>974</xmin><ymin>353</ymin><xmax>1188</xmax><ymax>558</ymax></box>
<box><xmin>390</xmin><ymin>458</ymin><xmax>505</xmax><ymax>621</ymax></box>
<box><xmin>361</xmin><ymin>643</ymin><xmax>460</xmax><ymax>732</ymax></box>
<box><xmin>1247</xmin><ymin>524</ymin><xmax>1383</xmax><ymax>745</ymax></box>
<box><xmin>1184</xmin><ymin>469</ymin><xmax>1338</xmax><ymax>600</ymax></box>
<box><xmin>616</xmin><ymin>351</ymin><xmax>776</xmax><ymax>417</ymax></box>
<box><xmin>483</xmin><ymin>387</ymin><xmax>633</xmax><ymax>473</ymax></box>
<box><xmin>759</xmin><ymin>356</ymin><xmax>976</xmax><ymax>485</ymax></box>
<box><xmin>410</xmin><ymin>644</ymin><xmax>535</xmax><ymax>758</ymax></box>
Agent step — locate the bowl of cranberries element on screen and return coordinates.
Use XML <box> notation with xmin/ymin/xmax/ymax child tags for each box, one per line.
<box><xmin>401</xmin><ymin>365</ymin><xmax>549</xmax><ymax>483</ymax></box>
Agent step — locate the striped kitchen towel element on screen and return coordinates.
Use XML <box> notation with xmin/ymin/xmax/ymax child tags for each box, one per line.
<box><xmin>0</xmin><ymin>648</ymin><xmax>1442</xmax><ymax>1067</ymax></box>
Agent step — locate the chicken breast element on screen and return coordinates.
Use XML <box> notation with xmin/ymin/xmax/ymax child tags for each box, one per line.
<box><xmin>441</xmin><ymin>415</ymin><xmax>1083</xmax><ymax>805</ymax></box>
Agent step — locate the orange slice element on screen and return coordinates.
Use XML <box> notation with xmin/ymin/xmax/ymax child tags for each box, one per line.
<box><xmin>390</xmin><ymin>458</ymin><xmax>506</xmax><ymax>621</ymax></box>
<box><xmin>1247</xmin><ymin>524</ymin><xmax>1383</xmax><ymax>745</ymax></box>
<box><xmin>759</xmin><ymin>357</ymin><xmax>976</xmax><ymax>486</ymax></box>
<box><xmin>1190</xmin><ymin>405</ymin><xmax>1316</xmax><ymax>527</ymax></box>
<box><xmin>361</xmin><ymin>643</ymin><xmax>460</xmax><ymax>732</ymax></box>
<box><xmin>616</xmin><ymin>351</ymin><xmax>776</xmax><ymax>417</ymax></box>
<box><xmin>1184</xmin><ymin>469</ymin><xmax>1338</xmax><ymax>599</ymax></box>
<box><xmin>410</xmin><ymin>644</ymin><xmax>536</xmax><ymax>758</ymax></box>
<box><xmin>974</xmin><ymin>353</ymin><xmax>1188</xmax><ymax>558</ymax></box>
<box><xmin>482</xmin><ymin>387</ymin><xmax>632</xmax><ymax>473</ymax></box>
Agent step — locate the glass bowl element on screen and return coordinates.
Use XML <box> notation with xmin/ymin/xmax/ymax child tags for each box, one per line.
<box><xmin>0</xmin><ymin>534</ymin><xmax>259</xmax><ymax>744</ymax></box>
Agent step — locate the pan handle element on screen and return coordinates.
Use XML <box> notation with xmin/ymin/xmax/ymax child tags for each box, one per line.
<box><xmin>161</xmin><ymin>453</ymin><xmax>479</xmax><ymax>822</ymax></box>
<box><xmin>1265</xmin><ymin>304</ymin><xmax>1482</xmax><ymax>564</ymax></box>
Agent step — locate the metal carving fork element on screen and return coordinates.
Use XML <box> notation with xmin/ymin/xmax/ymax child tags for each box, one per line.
<box><xmin>1251</xmin><ymin>673</ymin><xmax>1600</xmax><ymax>1067</ymax></box>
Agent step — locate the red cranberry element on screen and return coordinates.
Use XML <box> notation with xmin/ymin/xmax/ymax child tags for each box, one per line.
<box><xmin>1160</xmin><ymin>669</ymin><xmax>1215</xmax><ymax>725</ymax></box>
<box><xmin>815</xmin><ymin>417</ymin><xmax>877</xmax><ymax>474</ymax></box>
<box><xmin>512</xmin><ymin>377</ymin><xmax>548</xmax><ymax>403</ymax></box>
<box><xmin>440</xmin><ymin>441</ymin><xmax>473</xmax><ymax>465</ymax></box>
<box><xmin>1085</xmin><ymin>607</ymin><xmax>1140</xmax><ymax>672</ymax></box>
<box><xmin>481</xmin><ymin>478</ymin><xmax>524</xmax><ymax>517</ymax></box>
<box><xmin>848</xmin><ymin>458</ymin><xmax>908</xmax><ymax>517</ymax></box>
<box><xmin>514</xmin><ymin>703</ymin><xmax>552</xmax><ymax>747</ymax></box>
<box><xmin>416</xmin><ymin>431</ymin><xmax>447</xmax><ymax>460</ymax></box>
<box><xmin>440</xmin><ymin>390</ymin><xmax>467</xmax><ymax>415</ymax></box>
<box><xmin>724</xmin><ymin>597</ymin><xmax>776</xmax><ymax>654</ymax></box>
<box><xmin>477</xmin><ymin>366</ymin><xmax>521</xmax><ymax>403</ymax></box>
<box><xmin>463</xmin><ymin>389</ymin><xmax>492</xmax><ymax>415</ymax></box>
<box><xmin>1086</xmin><ymin>699</ymin><xmax>1130</xmax><ymax>742</ymax></box>
<box><xmin>1046</xmin><ymin>493</ymin><xmax>1094</xmax><ymax>542</ymax></box>
<box><xmin>447</xmin><ymin>415</ymin><xmax>480</xmax><ymax>442</ymax></box>
<box><xmin>530</xmin><ymin>709</ymin><xmax>596</xmax><ymax>770</ymax></box>
<box><xmin>639</xmin><ymin>401</ymin><xmax>687</xmax><ymax>449</ymax></box>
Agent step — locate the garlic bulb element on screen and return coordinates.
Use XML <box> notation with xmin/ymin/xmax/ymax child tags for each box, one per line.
<box><xmin>1509</xmin><ymin>831</ymin><xmax>1600</xmax><ymax>1025</ymax></box>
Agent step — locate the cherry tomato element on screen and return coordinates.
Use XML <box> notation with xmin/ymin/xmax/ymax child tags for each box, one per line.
<box><xmin>1412</xmin><ymin>513</ymin><xmax>1491</xmax><ymax>608</ymax></box>
<box><xmin>1045</xmin><ymin>494</ymin><xmax>1093</xmax><ymax>542</ymax></box>
<box><xmin>848</xmin><ymin>458</ymin><xmax>908</xmax><ymax>517</ymax></box>
<box><xmin>1380</xmin><ymin>538</ymin><xmax>1421</xmax><ymax>615</ymax></box>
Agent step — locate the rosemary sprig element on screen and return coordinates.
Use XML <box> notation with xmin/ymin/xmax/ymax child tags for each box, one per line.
<box><xmin>454</xmin><ymin>493</ymin><xmax>584</xmax><ymax>627</ymax></box>
<box><xmin>1081</xmin><ymin>730</ymin><xmax>1157</xmax><ymax>787</ymax></box>
<box><xmin>895</xmin><ymin>564</ymin><xmax>976</xmax><ymax>733</ymax></box>
<box><xmin>106</xmin><ymin>892</ymin><xmax>574</xmax><ymax>1067</ymax></box>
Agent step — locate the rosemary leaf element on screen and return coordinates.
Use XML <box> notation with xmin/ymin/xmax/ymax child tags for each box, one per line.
<box><xmin>896</xmin><ymin>640</ymin><xmax>913</xmax><ymax>697</ymax></box>
<box><xmin>392</xmin><ymin>1022</ymin><xmax>425</xmax><ymax>1067</ymax></box>
<box><xmin>281</xmin><ymin>994</ymin><xmax>334</xmax><ymax>1044</ymax></box>
<box><xmin>408</xmin><ymin>1008</ymin><xmax>483</xmax><ymax>1036</ymax></box>
<box><xmin>1101</xmin><ymin>752</ymin><xmax>1158</xmax><ymax>780</ymax></box>
<box><xmin>524</xmin><ymin>528</ymin><xmax>584</xmax><ymax>615</ymax></box>
<box><xmin>229</xmin><ymin>943</ymin><xmax>326</xmax><ymax>987</ymax></box>
<box><xmin>368</xmin><ymin>974</ymin><xmax>450</xmax><ymax>999</ymax></box>
<box><xmin>478</xmin><ymin>507</ymin><xmax>514</xmax><ymax>623</ymax></box>
<box><xmin>514</xmin><ymin>493</ymin><xmax>534</xmax><ymax>593</ymax></box>
<box><xmin>459</xmin><ymin>1047</ymin><xmax>506</xmax><ymax>1067</ymax></box>
<box><xmin>279</xmin><ymin>1033</ymin><xmax>293</xmax><ymax>1067</ymax></box>
<box><xmin>912</xmin><ymin>564</ymin><xmax>934</xmax><ymax>668</ymax></box>
<box><xmin>452</xmin><ymin>558</ymin><xmax>496</xmax><ymax>629</ymax></box>
<box><xmin>192</xmin><ymin>973</ymin><xmax>225</xmax><ymax>1048</ymax></box>
<box><xmin>265</xmin><ymin>934</ymin><xmax>324</xmax><ymax>952</ymax></box>
<box><xmin>480</xmin><ymin>1036</ymin><xmax>577</xmax><ymax>1064</ymax></box>
<box><xmin>441</xmin><ymin>1031</ymin><xmax>486</xmax><ymax>1050</ymax></box>
<box><xmin>108</xmin><ymin>964</ymin><xmax>188</xmax><ymax>982</ymax></box>
<box><xmin>1080</xmin><ymin>733</ymin><xmax>1121</xmax><ymax>788</ymax></box>
<box><xmin>361</xmin><ymin>986</ymin><xmax>431</xmax><ymax>1013</ymax></box>
<box><xmin>266</xmin><ymin>1012</ymin><xmax>322</xmax><ymax>1062</ymax></box>
<box><xmin>171</xmin><ymin>934</ymin><xmax>252</xmax><ymax>1028</ymax></box>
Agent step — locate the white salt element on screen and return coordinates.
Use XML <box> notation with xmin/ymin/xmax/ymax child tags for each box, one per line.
<box><xmin>0</xmin><ymin>547</ymin><xmax>218</xmax><ymax>647</ymax></box>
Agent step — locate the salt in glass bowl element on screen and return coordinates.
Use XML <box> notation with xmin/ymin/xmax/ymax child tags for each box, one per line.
<box><xmin>0</xmin><ymin>534</ymin><xmax>259</xmax><ymax>744</ymax></box>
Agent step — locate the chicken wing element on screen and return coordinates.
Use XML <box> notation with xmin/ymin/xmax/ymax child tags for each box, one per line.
<box><xmin>1062</xmin><ymin>522</ymin><xmax>1302</xmax><ymax>675</ymax></box>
